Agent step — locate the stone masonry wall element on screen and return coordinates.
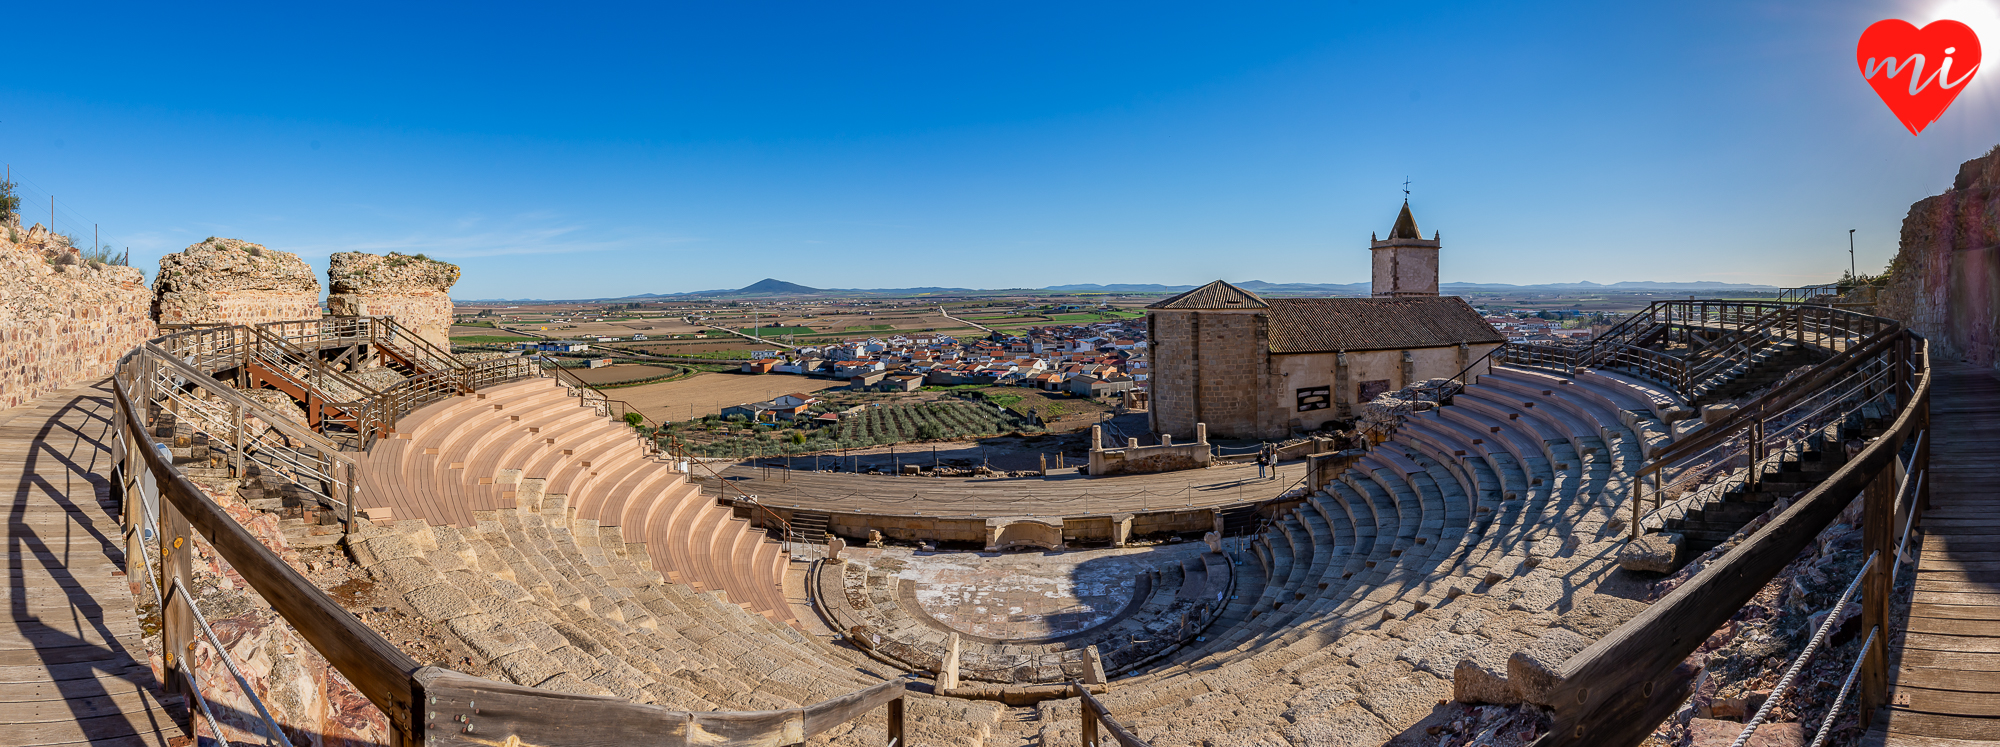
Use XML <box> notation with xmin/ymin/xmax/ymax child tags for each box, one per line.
<box><xmin>326</xmin><ymin>252</ymin><xmax>461</xmax><ymax>351</ymax></box>
<box><xmin>1879</xmin><ymin>145</ymin><xmax>2000</xmax><ymax>368</ymax></box>
<box><xmin>1192</xmin><ymin>311</ymin><xmax>1271</xmax><ymax>439</ymax></box>
<box><xmin>152</xmin><ymin>237</ymin><xmax>323</xmax><ymax>325</ymax></box>
<box><xmin>1150</xmin><ymin>309</ymin><xmax>1275</xmax><ymax>440</ymax></box>
<box><xmin>1149</xmin><ymin>311</ymin><xmax>1199</xmax><ymax>439</ymax></box>
<box><xmin>0</xmin><ymin>223</ymin><xmax>155</xmax><ymax>409</ymax></box>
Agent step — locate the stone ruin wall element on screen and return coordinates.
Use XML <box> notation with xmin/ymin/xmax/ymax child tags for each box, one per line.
<box><xmin>152</xmin><ymin>237</ymin><xmax>323</xmax><ymax>325</ymax></box>
<box><xmin>0</xmin><ymin>223</ymin><xmax>155</xmax><ymax>408</ymax></box>
<box><xmin>326</xmin><ymin>252</ymin><xmax>461</xmax><ymax>351</ymax></box>
<box><xmin>1878</xmin><ymin>145</ymin><xmax>2000</xmax><ymax>368</ymax></box>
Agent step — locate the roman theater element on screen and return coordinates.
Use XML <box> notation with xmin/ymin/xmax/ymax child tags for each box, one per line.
<box><xmin>5</xmin><ymin>148</ymin><xmax>2000</xmax><ymax>747</ymax></box>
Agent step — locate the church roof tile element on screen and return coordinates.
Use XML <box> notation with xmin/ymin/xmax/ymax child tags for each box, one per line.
<box><xmin>1146</xmin><ymin>280</ymin><xmax>1270</xmax><ymax>310</ymax></box>
<box><xmin>1264</xmin><ymin>296</ymin><xmax>1503</xmax><ymax>353</ymax></box>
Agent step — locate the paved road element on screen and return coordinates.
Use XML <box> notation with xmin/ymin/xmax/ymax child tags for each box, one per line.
<box><xmin>700</xmin><ymin>458</ymin><xmax>1307</xmax><ymax>517</ymax></box>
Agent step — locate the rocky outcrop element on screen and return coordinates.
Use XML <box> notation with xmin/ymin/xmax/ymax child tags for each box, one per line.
<box><xmin>1878</xmin><ymin>145</ymin><xmax>2000</xmax><ymax>367</ymax></box>
<box><xmin>325</xmin><ymin>252</ymin><xmax>460</xmax><ymax>351</ymax></box>
<box><xmin>0</xmin><ymin>224</ymin><xmax>153</xmax><ymax>408</ymax></box>
<box><xmin>152</xmin><ymin>237</ymin><xmax>323</xmax><ymax>325</ymax></box>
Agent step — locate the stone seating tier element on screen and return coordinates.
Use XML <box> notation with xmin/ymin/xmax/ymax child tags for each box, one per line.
<box><xmin>341</xmin><ymin>364</ymin><xmax>1673</xmax><ymax>744</ymax></box>
<box><xmin>356</xmin><ymin>377</ymin><xmax>793</xmax><ymax>622</ymax></box>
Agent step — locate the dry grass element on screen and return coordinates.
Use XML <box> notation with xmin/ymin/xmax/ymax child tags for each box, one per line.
<box><xmin>611</xmin><ymin>372</ymin><xmax>846</xmax><ymax>421</ymax></box>
<box><xmin>563</xmin><ymin>363</ymin><xmax>683</xmax><ymax>385</ymax></box>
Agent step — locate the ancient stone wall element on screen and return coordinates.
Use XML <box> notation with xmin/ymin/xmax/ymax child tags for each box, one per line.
<box><xmin>0</xmin><ymin>223</ymin><xmax>155</xmax><ymax>409</ymax></box>
<box><xmin>152</xmin><ymin>237</ymin><xmax>323</xmax><ymax>325</ymax></box>
<box><xmin>326</xmin><ymin>252</ymin><xmax>460</xmax><ymax>351</ymax></box>
<box><xmin>1879</xmin><ymin>145</ymin><xmax>2000</xmax><ymax>367</ymax></box>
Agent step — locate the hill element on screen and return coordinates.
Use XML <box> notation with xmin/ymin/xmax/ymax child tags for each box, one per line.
<box><xmin>737</xmin><ymin>278</ymin><xmax>819</xmax><ymax>294</ymax></box>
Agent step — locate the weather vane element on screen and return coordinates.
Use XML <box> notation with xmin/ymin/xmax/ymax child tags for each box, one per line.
<box><xmin>1403</xmin><ymin>177</ymin><xmax>1411</xmax><ymax>200</ymax></box>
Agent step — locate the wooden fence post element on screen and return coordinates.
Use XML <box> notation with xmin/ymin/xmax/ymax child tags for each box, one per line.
<box><xmin>1081</xmin><ymin>688</ymin><xmax>1100</xmax><ymax>747</ymax></box>
<box><xmin>886</xmin><ymin>695</ymin><xmax>905</xmax><ymax>747</ymax></box>
<box><xmin>160</xmin><ymin>496</ymin><xmax>195</xmax><ymax>696</ymax></box>
<box><xmin>1859</xmin><ymin>448</ymin><xmax>1897</xmax><ymax>724</ymax></box>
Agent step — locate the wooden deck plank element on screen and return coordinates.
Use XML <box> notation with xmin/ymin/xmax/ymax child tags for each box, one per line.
<box><xmin>0</xmin><ymin>382</ymin><xmax>184</xmax><ymax>745</ymax></box>
<box><xmin>1886</xmin><ymin>363</ymin><xmax>2000</xmax><ymax>741</ymax></box>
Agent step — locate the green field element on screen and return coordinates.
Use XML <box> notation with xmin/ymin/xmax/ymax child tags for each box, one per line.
<box><xmin>702</xmin><ymin>326</ymin><xmax>815</xmax><ymax>337</ymax></box>
<box><xmin>734</xmin><ymin>325</ymin><xmax>815</xmax><ymax>335</ymax></box>
<box><xmin>451</xmin><ymin>334</ymin><xmax>533</xmax><ymax>344</ymax></box>
<box><xmin>843</xmin><ymin>324</ymin><xmax>894</xmax><ymax>332</ymax></box>
<box><xmin>1043</xmin><ymin>312</ymin><xmax>1138</xmax><ymax>323</ymax></box>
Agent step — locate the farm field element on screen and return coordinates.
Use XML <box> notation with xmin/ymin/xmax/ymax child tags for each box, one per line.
<box><xmin>563</xmin><ymin>363</ymin><xmax>687</xmax><ymax>386</ymax></box>
<box><xmin>613</xmin><ymin>372</ymin><xmax>846</xmax><ymax>421</ymax></box>
<box><xmin>450</xmin><ymin>325</ymin><xmax>532</xmax><ymax>339</ymax></box>
<box><xmin>668</xmin><ymin>400</ymin><xmax>1037</xmax><ymax>457</ymax></box>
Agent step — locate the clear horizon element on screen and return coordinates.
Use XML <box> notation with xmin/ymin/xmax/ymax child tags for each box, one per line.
<box><xmin>4</xmin><ymin>1</ymin><xmax>1998</xmax><ymax>299</ymax></box>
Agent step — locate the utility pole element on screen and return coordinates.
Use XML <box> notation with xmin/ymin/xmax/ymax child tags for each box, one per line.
<box><xmin>1849</xmin><ymin>229</ymin><xmax>1858</xmax><ymax>283</ymax></box>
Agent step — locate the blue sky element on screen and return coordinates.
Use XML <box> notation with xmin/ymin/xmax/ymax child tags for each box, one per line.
<box><xmin>4</xmin><ymin>1</ymin><xmax>1998</xmax><ymax>299</ymax></box>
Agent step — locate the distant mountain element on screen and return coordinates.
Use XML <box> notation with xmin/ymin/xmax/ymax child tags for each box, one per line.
<box><xmin>459</xmin><ymin>278</ymin><xmax>1783</xmax><ymax>303</ymax></box>
<box><xmin>738</xmin><ymin>278</ymin><xmax>819</xmax><ymax>294</ymax></box>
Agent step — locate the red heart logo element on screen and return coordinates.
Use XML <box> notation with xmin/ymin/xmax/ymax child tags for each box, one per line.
<box><xmin>1857</xmin><ymin>19</ymin><xmax>1981</xmax><ymax>135</ymax></box>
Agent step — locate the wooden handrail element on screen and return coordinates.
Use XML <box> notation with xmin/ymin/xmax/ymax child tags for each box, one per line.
<box><xmin>1529</xmin><ymin>331</ymin><xmax>1929</xmax><ymax>747</ymax></box>
<box><xmin>143</xmin><ymin>341</ymin><xmax>357</xmax><ymax>463</ymax></box>
<box><xmin>416</xmin><ymin>669</ymin><xmax>904</xmax><ymax>747</ymax></box>
<box><xmin>1074</xmin><ymin>681</ymin><xmax>1150</xmax><ymax>747</ymax></box>
<box><xmin>113</xmin><ymin>373</ymin><xmax>425</xmax><ymax>742</ymax></box>
<box><xmin>1636</xmin><ymin>323</ymin><xmax>1902</xmax><ymax>477</ymax></box>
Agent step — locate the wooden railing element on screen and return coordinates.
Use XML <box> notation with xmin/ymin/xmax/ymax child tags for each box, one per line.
<box><xmin>111</xmin><ymin>322</ymin><xmax>907</xmax><ymax>747</ymax></box>
<box><xmin>1526</xmin><ymin>328</ymin><xmax>1929</xmax><ymax>747</ymax></box>
<box><xmin>1627</xmin><ymin>323</ymin><xmax>1906</xmax><ymax>535</ymax></box>
<box><xmin>1074</xmin><ymin>681</ymin><xmax>1150</xmax><ymax>747</ymax></box>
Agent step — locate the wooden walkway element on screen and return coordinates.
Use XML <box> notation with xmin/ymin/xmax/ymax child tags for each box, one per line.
<box><xmin>0</xmin><ymin>382</ymin><xmax>185</xmax><ymax>747</ymax></box>
<box><xmin>1872</xmin><ymin>363</ymin><xmax>2000</xmax><ymax>746</ymax></box>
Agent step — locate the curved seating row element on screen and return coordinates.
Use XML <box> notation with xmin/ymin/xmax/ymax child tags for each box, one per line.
<box><xmin>354</xmin><ymin>378</ymin><xmax>793</xmax><ymax>622</ymax></box>
<box><xmin>342</xmin><ymin>364</ymin><xmax>1680</xmax><ymax>744</ymax></box>
<box><xmin>347</xmin><ymin>497</ymin><xmax>894</xmax><ymax>712</ymax></box>
<box><xmin>1070</xmin><ymin>364</ymin><xmax>1669</xmax><ymax>745</ymax></box>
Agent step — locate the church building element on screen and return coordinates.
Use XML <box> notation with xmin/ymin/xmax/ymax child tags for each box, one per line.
<box><xmin>1146</xmin><ymin>202</ymin><xmax>1504</xmax><ymax>440</ymax></box>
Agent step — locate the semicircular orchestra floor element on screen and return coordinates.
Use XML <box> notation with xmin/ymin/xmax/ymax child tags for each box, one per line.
<box><xmin>816</xmin><ymin>541</ymin><xmax>1233</xmax><ymax>684</ymax></box>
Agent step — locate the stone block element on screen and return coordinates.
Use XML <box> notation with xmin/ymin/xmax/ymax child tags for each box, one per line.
<box><xmin>1618</xmin><ymin>532</ymin><xmax>1684</xmax><ymax>574</ymax></box>
<box><xmin>1702</xmin><ymin>404</ymin><xmax>1740</xmax><ymax>425</ymax></box>
<box><xmin>1508</xmin><ymin>628</ymin><xmax>1592</xmax><ymax>706</ymax></box>
<box><xmin>403</xmin><ymin>584</ymin><xmax>477</xmax><ymax>622</ymax></box>
<box><xmin>1452</xmin><ymin>653</ymin><xmax>1513</xmax><ymax>705</ymax></box>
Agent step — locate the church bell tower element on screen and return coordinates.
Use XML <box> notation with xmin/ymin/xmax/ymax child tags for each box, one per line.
<box><xmin>1370</xmin><ymin>201</ymin><xmax>1441</xmax><ymax>298</ymax></box>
